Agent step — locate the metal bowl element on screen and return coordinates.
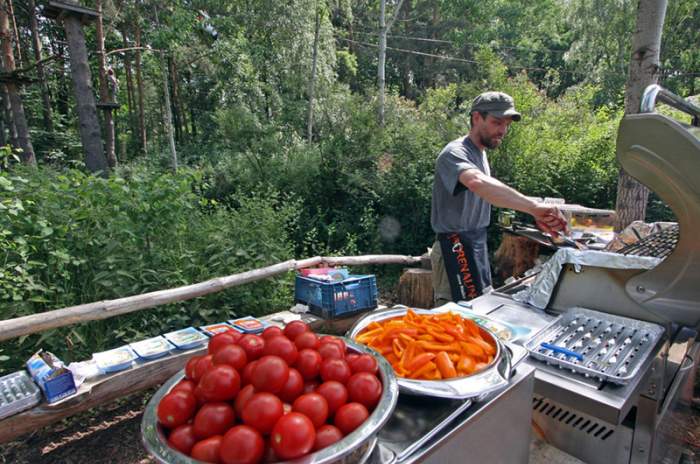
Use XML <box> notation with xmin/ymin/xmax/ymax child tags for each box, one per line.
<box><xmin>346</xmin><ymin>307</ymin><xmax>513</xmax><ymax>399</ymax></box>
<box><xmin>141</xmin><ymin>337</ymin><xmax>399</xmax><ymax>464</ymax></box>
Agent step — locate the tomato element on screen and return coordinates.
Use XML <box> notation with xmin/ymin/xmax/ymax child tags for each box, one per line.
<box><xmin>234</xmin><ymin>384</ymin><xmax>256</xmax><ymax>417</ymax></box>
<box><xmin>348</xmin><ymin>354</ymin><xmax>378</xmax><ymax>375</ymax></box>
<box><xmin>193</xmin><ymin>402</ymin><xmax>236</xmax><ymax>439</ymax></box>
<box><xmin>283</xmin><ymin>320</ymin><xmax>309</xmax><ymax>340</ymax></box>
<box><xmin>194</xmin><ymin>354</ymin><xmax>215</xmax><ymax>382</ymax></box>
<box><xmin>278</xmin><ymin>368</ymin><xmax>304</xmax><ymax>403</ymax></box>
<box><xmin>318</xmin><ymin>342</ymin><xmax>344</xmax><ymax>360</ymax></box>
<box><xmin>283</xmin><ymin>402</ymin><xmax>293</xmax><ymax>415</ymax></box>
<box><xmin>316</xmin><ymin>381</ymin><xmax>348</xmax><ymax>415</ymax></box>
<box><xmin>157</xmin><ymin>390</ymin><xmax>197</xmax><ymax>428</ymax></box>
<box><xmin>270</xmin><ymin>412</ymin><xmax>316</xmax><ymax>460</ymax></box>
<box><xmin>171</xmin><ymin>379</ymin><xmax>196</xmax><ymax>396</ymax></box>
<box><xmin>208</xmin><ymin>331</ymin><xmax>238</xmax><ymax>355</ymax></box>
<box><xmin>241</xmin><ymin>360</ymin><xmax>257</xmax><ymax>386</ymax></box>
<box><xmin>168</xmin><ymin>424</ymin><xmax>197</xmax><ymax>455</ymax></box>
<box><xmin>292</xmin><ymin>393</ymin><xmax>329</xmax><ymax>428</ymax></box>
<box><xmin>262</xmin><ymin>326</ymin><xmax>284</xmax><ymax>340</ymax></box>
<box><xmin>242</xmin><ymin>392</ymin><xmax>284</xmax><ymax>434</ymax></box>
<box><xmin>262</xmin><ymin>336</ymin><xmax>298</xmax><ymax>365</ymax></box>
<box><xmin>185</xmin><ymin>355</ymin><xmax>203</xmax><ymax>380</ymax></box>
<box><xmin>295</xmin><ymin>349</ymin><xmax>322</xmax><ymax>380</ymax></box>
<box><xmin>320</xmin><ymin>335</ymin><xmax>346</xmax><ymax>353</ymax></box>
<box><xmin>238</xmin><ymin>334</ymin><xmax>266</xmax><ymax>361</ymax></box>
<box><xmin>294</xmin><ymin>332</ymin><xmax>320</xmax><ymax>351</ymax></box>
<box><xmin>334</xmin><ymin>402</ymin><xmax>369</xmax><ymax>435</ymax></box>
<box><xmin>345</xmin><ymin>353</ymin><xmax>360</xmax><ymax>365</ymax></box>
<box><xmin>191</xmin><ymin>435</ymin><xmax>222</xmax><ymax>463</ymax></box>
<box><xmin>220</xmin><ymin>425</ymin><xmax>264</xmax><ymax>464</ymax></box>
<box><xmin>346</xmin><ymin>372</ymin><xmax>382</xmax><ymax>409</ymax></box>
<box><xmin>251</xmin><ymin>355</ymin><xmax>290</xmax><ymax>393</ymax></box>
<box><xmin>303</xmin><ymin>379</ymin><xmax>320</xmax><ymax>394</ymax></box>
<box><xmin>213</xmin><ymin>344</ymin><xmax>248</xmax><ymax>371</ymax></box>
<box><xmin>198</xmin><ymin>364</ymin><xmax>241</xmax><ymax>402</ymax></box>
<box><xmin>314</xmin><ymin>424</ymin><xmax>344</xmax><ymax>451</ymax></box>
<box><xmin>320</xmin><ymin>358</ymin><xmax>352</xmax><ymax>384</ymax></box>
<box><xmin>227</xmin><ymin>329</ymin><xmax>243</xmax><ymax>344</ymax></box>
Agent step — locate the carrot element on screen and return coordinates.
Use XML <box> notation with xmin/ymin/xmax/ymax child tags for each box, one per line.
<box><xmin>410</xmin><ymin>361</ymin><xmax>437</xmax><ymax>379</ymax></box>
<box><xmin>436</xmin><ymin>351</ymin><xmax>457</xmax><ymax>379</ymax></box>
<box><xmin>427</xmin><ymin>327</ymin><xmax>454</xmax><ymax>343</ymax></box>
<box><xmin>404</xmin><ymin>352</ymin><xmax>436</xmax><ymax>372</ymax></box>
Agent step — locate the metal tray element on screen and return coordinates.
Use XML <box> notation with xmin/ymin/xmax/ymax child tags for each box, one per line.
<box><xmin>0</xmin><ymin>371</ymin><xmax>41</xmax><ymax>420</ymax></box>
<box><xmin>142</xmin><ymin>337</ymin><xmax>399</xmax><ymax>464</ymax></box>
<box><xmin>525</xmin><ymin>307</ymin><xmax>665</xmax><ymax>384</ymax></box>
<box><xmin>346</xmin><ymin>307</ymin><xmax>512</xmax><ymax>400</ymax></box>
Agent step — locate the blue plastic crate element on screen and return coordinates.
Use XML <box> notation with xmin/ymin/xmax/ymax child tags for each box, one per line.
<box><xmin>294</xmin><ymin>274</ymin><xmax>378</xmax><ymax>319</ymax></box>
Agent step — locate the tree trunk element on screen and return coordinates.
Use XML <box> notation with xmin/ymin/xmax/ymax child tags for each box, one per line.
<box><xmin>95</xmin><ymin>0</ymin><xmax>117</xmax><ymax>168</ymax></box>
<box><xmin>134</xmin><ymin>23</ymin><xmax>147</xmax><ymax>154</ymax></box>
<box><xmin>154</xmin><ymin>5</ymin><xmax>177</xmax><ymax>171</ymax></box>
<box><xmin>120</xmin><ymin>27</ymin><xmax>135</xmax><ymax>141</ymax></box>
<box><xmin>377</xmin><ymin>0</ymin><xmax>404</xmax><ymax>126</ymax></box>
<box><xmin>168</xmin><ymin>56</ymin><xmax>182</xmax><ymax>142</ymax></box>
<box><xmin>0</xmin><ymin>1</ymin><xmax>35</xmax><ymax>165</ymax></box>
<box><xmin>306</xmin><ymin>6</ymin><xmax>320</xmax><ymax>142</ymax></box>
<box><xmin>614</xmin><ymin>0</ymin><xmax>668</xmax><ymax>231</ymax></box>
<box><xmin>62</xmin><ymin>15</ymin><xmax>108</xmax><ymax>174</ymax></box>
<box><xmin>397</xmin><ymin>268</ymin><xmax>434</xmax><ymax>309</ymax></box>
<box><xmin>28</xmin><ymin>0</ymin><xmax>53</xmax><ymax>132</ymax></box>
<box><xmin>1</xmin><ymin>85</ymin><xmax>16</xmax><ymax>147</ymax></box>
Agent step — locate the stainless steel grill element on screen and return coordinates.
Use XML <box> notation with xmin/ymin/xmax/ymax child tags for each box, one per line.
<box><xmin>525</xmin><ymin>308</ymin><xmax>664</xmax><ymax>384</ymax></box>
<box><xmin>618</xmin><ymin>224</ymin><xmax>679</xmax><ymax>259</ymax></box>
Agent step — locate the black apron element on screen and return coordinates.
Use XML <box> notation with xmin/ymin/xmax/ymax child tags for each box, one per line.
<box><xmin>437</xmin><ymin>228</ymin><xmax>492</xmax><ymax>302</ymax></box>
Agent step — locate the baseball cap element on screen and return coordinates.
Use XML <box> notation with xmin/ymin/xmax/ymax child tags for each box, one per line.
<box><xmin>470</xmin><ymin>91</ymin><xmax>521</xmax><ymax>121</ymax></box>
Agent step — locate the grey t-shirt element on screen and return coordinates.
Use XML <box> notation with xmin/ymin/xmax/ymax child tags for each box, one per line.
<box><xmin>431</xmin><ymin>136</ymin><xmax>491</xmax><ymax>233</ymax></box>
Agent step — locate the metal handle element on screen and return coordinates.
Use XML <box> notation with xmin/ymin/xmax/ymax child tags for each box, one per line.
<box><xmin>641</xmin><ymin>84</ymin><xmax>700</xmax><ymax>126</ymax></box>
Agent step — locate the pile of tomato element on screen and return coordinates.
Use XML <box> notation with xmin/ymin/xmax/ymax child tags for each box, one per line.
<box><xmin>157</xmin><ymin>320</ymin><xmax>383</xmax><ymax>464</ymax></box>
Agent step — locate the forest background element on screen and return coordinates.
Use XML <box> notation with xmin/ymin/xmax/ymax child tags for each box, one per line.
<box><xmin>0</xmin><ymin>0</ymin><xmax>698</xmax><ymax>373</ymax></box>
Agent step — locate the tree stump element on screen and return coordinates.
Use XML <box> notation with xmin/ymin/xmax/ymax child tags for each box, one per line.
<box><xmin>397</xmin><ymin>268</ymin><xmax>433</xmax><ymax>309</ymax></box>
<box><xmin>494</xmin><ymin>233</ymin><xmax>540</xmax><ymax>281</ymax></box>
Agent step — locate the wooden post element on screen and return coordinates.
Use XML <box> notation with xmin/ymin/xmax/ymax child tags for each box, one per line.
<box><xmin>397</xmin><ymin>268</ymin><xmax>433</xmax><ymax>309</ymax></box>
<box><xmin>493</xmin><ymin>233</ymin><xmax>540</xmax><ymax>281</ymax></box>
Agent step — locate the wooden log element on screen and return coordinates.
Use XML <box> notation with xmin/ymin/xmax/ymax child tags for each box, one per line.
<box><xmin>493</xmin><ymin>233</ymin><xmax>540</xmax><ymax>281</ymax></box>
<box><xmin>0</xmin><ymin>254</ymin><xmax>421</xmax><ymax>342</ymax></box>
<box><xmin>396</xmin><ymin>268</ymin><xmax>433</xmax><ymax>309</ymax></box>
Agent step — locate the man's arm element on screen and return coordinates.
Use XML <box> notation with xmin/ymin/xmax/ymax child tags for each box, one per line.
<box><xmin>459</xmin><ymin>168</ymin><xmax>568</xmax><ymax>234</ymax></box>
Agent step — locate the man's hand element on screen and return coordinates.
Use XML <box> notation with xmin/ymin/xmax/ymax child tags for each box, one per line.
<box><xmin>530</xmin><ymin>204</ymin><xmax>569</xmax><ymax>235</ymax></box>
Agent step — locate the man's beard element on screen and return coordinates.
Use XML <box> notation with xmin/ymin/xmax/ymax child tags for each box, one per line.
<box><xmin>480</xmin><ymin>134</ymin><xmax>502</xmax><ymax>149</ymax></box>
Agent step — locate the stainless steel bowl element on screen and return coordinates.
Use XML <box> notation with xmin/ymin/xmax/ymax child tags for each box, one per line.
<box><xmin>346</xmin><ymin>307</ymin><xmax>513</xmax><ymax>400</ymax></box>
<box><xmin>141</xmin><ymin>337</ymin><xmax>399</xmax><ymax>464</ymax></box>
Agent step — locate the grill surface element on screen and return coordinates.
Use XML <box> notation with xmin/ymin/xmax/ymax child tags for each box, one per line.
<box><xmin>525</xmin><ymin>308</ymin><xmax>664</xmax><ymax>384</ymax></box>
<box><xmin>617</xmin><ymin>224</ymin><xmax>679</xmax><ymax>259</ymax></box>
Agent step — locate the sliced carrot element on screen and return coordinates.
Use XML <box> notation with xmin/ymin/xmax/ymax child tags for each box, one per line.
<box><xmin>404</xmin><ymin>352</ymin><xmax>436</xmax><ymax>372</ymax></box>
<box><xmin>436</xmin><ymin>351</ymin><xmax>457</xmax><ymax>379</ymax></box>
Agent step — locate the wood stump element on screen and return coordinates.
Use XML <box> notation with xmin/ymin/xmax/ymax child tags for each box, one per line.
<box><xmin>397</xmin><ymin>268</ymin><xmax>433</xmax><ymax>309</ymax></box>
<box><xmin>494</xmin><ymin>233</ymin><xmax>540</xmax><ymax>281</ymax></box>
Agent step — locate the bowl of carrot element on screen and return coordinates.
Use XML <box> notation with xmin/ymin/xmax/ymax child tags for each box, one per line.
<box><xmin>346</xmin><ymin>307</ymin><xmax>513</xmax><ymax>399</ymax></box>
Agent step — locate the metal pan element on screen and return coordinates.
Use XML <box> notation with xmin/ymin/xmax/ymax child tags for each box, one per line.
<box><xmin>346</xmin><ymin>307</ymin><xmax>513</xmax><ymax>400</ymax></box>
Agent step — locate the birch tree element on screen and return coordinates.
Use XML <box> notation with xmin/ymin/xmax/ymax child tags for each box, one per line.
<box><xmin>377</xmin><ymin>0</ymin><xmax>404</xmax><ymax>126</ymax></box>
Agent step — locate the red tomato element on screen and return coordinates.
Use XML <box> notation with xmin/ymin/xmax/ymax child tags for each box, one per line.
<box><xmin>316</xmin><ymin>381</ymin><xmax>349</xmax><ymax>415</ymax></box>
<box><xmin>320</xmin><ymin>358</ymin><xmax>352</xmax><ymax>384</ymax></box>
<box><xmin>191</xmin><ymin>435</ymin><xmax>222</xmax><ymax>463</ymax></box>
<box><xmin>334</xmin><ymin>402</ymin><xmax>369</xmax><ymax>435</ymax></box>
<box><xmin>168</xmin><ymin>424</ymin><xmax>197</xmax><ymax>455</ymax></box>
<box><xmin>348</xmin><ymin>354</ymin><xmax>379</xmax><ymax>375</ymax></box>
<box><xmin>194</xmin><ymin>354</ymin><xmax>215</xmax><ymax>382</ymax></box>
<box><xmin>292</xmin><ymin>393</ymin><xmax>329</xmax><ymax>428</ymax></box>
<box><xmin>185</xmin><ymin>355</ymin><xmax>203</xmax><ymax>380</ymax></box>
<box><xmin>234</xmin><ymin>384</ymin><xmax>256</xmax><ymax>417</ymax></box>
<box><xmin>213</xmin><ymin>344</ymin><xmax>248</xmax><ymax>371</ymax></box>
<box><xmin>241</xmin><ymin>360</ymin><xmax>257</xmax><ymax>386</ymax></box>
<box><xmin>320</xmin><ymin>335</ymin><xmax>346</xmax><ymax>353</ymax></box>
<box><xmin>346</xmin><ymin>372</ymin><xmax>382</xmax><ymax>409</ymax></box>
<box><xmin>314</xmin><ymin>424</ymin><xmax>344</xmax><ymax>451</ymax></box>
<box><xmin>242</xmin><ymin>392</ymin><xmax>284</xmax><ymax>434</ymax></box>
<box><xmin>303</xmin><ymin>379</ymin><xmax>320</xmax><ymax>394</ymax></box>
<box><xmin>171</xmin><ymin>379</ymin><xmax>196</xmax><ymax>396</ymax></box>
<box><xmin>227</xmin><ymin>329</ymin><xmax>243</xmax><ymax>343</ymax></box>
<box><xmin>295</xmin><ymin>349</ymin><xmax>322</xmax><ymax>380</ymax></box>
<box><xmin>157</xmin><ymin>390</ymin><xmax>197</xmax><ymax>429</ymax></box>
<box><xmin>238</xmin><ymin>334</ymin><xmax>266</xmax><ymax>361</ymax></box>
<box><xmin>262</xmin><ymin>336</ymin><xmax>298</xmax><ymax>365</ymax></box>
<box><xmin>220</xmin><ymin>425</ymin><xmax>264</xmax><ymax>464</ymax></box>
<box><xmin>193</xmin><ymin>402</ymin><xmax>236</xmax><ymax>439</ymax></box>
<box><xmin>318</xmin><ymin>342</ymin><xmax>344</xmax><ymax>360</ymax></box>
<box><xmin>198</xmin><ymin>364</ymin><xmax>241</xmax><ymax>402</ymax></box>
<box><xmin>262</xmin><ymin>326</ymin><xmax>284</xmax><ymax>340</ymax></box>
<box><xmin>294</xmin><ymin>332</ymin><xmax>320</xmax><ymax>351</ymax></box>
<box><xmin>208</xmin><ymin>331</ymin><xmax>238</xmax><ymax>355</ymax></box>
<box><xmin>278</xmin><ymin>368</ymin><xmax>304</xmax><ymax>403</ymax></box>
<box><xmin>345</xmin><ymin>353</ymin><xmax>360</xmax><ymax>365</ymax></box>
<box><xmin>270</xmin><ymin>412</ymin><xmax>316</xmax><ymax>460</ymax></box>
<box><xmin>251</xmin><ymin>355</ymin><xmax>290</xmax><ymax>393</ymax></box>
<box><xmin>283</xmin><ymin>320</ymin><xmax>309</xmax><ymax>340</ymax></box>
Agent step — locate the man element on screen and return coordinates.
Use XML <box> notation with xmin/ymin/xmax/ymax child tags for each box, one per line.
<box><xmin>430</xmin><ymin>91</ymin><xmax>568</xmax><ymax>304</ymax></box>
